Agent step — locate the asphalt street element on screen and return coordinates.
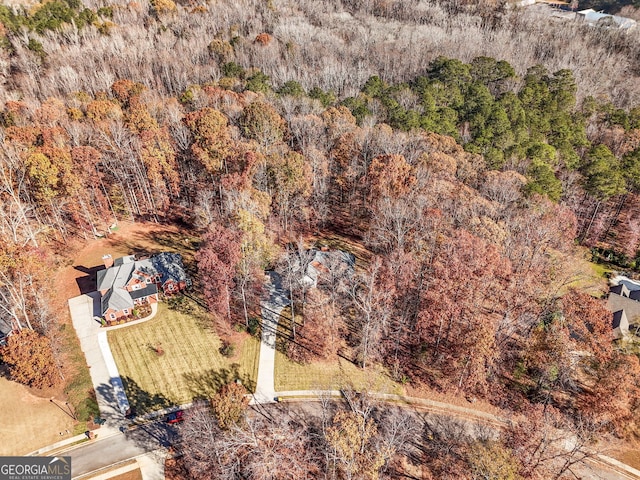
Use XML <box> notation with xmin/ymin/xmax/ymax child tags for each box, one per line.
<box><xmin>68</xmin><ymin>420</ymin><xmax>177</xmax><ymax>478</ymax></box>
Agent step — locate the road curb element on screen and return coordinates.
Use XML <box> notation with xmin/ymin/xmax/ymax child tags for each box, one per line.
<box><xmin>27</xmin><ymin>427</ymin><xmax>121</xmax><ymax>457</ymax></box>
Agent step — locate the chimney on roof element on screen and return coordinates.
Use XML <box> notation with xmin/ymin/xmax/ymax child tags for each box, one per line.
<box><xmin>102</xmin><ymin>254</ymin><xmax>114</xmax><ymax>269</ymax></box>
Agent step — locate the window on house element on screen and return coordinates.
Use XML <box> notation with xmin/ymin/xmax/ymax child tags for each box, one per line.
<box><xmin>110</xmin><ymin>313</ymin><xmax>116</xmax><ymax>320</ymax></box>
<box><xmin>146</xmin><ymin>277</ymin><xmax>152</xmax><ymax>284</ymax></box>
<box><xmin>123</xmin><ymin>309</ymin><xmax>129</xmax><ymax>314</ymax></box>
<box><xmin>132</xmin><ymin>283</ymin><xmax>141</xmax><ymax>290</ymax></box>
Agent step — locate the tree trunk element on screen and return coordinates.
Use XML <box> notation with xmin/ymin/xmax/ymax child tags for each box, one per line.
<box><xmin>241</xmin><ymin>284</ymin><xmax>249</xmax><ymax>327</ymax></box>
<box><xmin>580</xmin><ymin>199</ymin><xmax>601</xmax><ymax>245</ymax></box>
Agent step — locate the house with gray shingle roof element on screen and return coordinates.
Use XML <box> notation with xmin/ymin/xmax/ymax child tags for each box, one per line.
<box><xmin>612</xmin><ymin>310</ymin><xmax>629</xmax><ymax>340</ymax></box>
<box><xmin>608</xmin><ymin>276</ymin><xmax>640</xmax><ymax>339</ymax></box>
<box><xmin>577</xmin><ymin>9</ymin><xmax>637</xmax><ymax>31</ymax></box>
<box><xmin>97</xmin><ymin>252</ymin><xmax>188</xmax><ymax>321</ymax></box>
<box><xmin>302</xmin><ymin>248</ymin><xmax>355</xmax><ymax>287</ymax></box>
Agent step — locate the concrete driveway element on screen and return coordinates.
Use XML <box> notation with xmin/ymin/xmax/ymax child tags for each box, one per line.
<box><xmin>253</xmin><ymin>272</ymin><xmax>290</xmax><ymax>404</ymax></box>
<box><xmin>68</xmin><ymin>294</ymin><xmax>129</xmax><ymax>427</ymax></box>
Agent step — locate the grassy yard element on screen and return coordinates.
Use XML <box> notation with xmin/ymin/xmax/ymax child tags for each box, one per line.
<box><xmin>61</xmin><ymin>321</ymin><xmax>100</xmax><ymax>434</ymax></box>
<box><xmin>273</xmin><ymin>305</ymin><xmax>402</xmax><ymax>395</ymax></box>
<box><xmin>108</xmin><ymin>300</ymin><xmax>259</xmax><ymax>412</ymax></box>
<box><xmin>554</xmin><ymin>247</ymin><xmax>610</xmax><ymax>296</ymax></box>
<box><xmin>0</xmin><ymin>377</ymin><xmax>76</xmax><ymax>455</ymax></box>
<box><xmin>272</xmin><ymin>235</ymin><xmax>403</xmax><ymax>395</ymax></box>
<box><xmin>274</xmin><ymin>350</ymin><xmax>403</xmax><ymax>394</ymax></box>
<box><xmin>54</xmin><ymin>222</ymin><xmax>203</xmax><ymax>426</ymax></box>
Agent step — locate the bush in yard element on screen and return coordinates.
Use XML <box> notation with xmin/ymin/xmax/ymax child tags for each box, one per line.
<box><xmin>247</xmin><ymin>317</ymin><xmax>260</xmax><ymax>336</ymax></box>
<box><xmin>219</xmin><ymin>340</ymin><xmax>235</xmax><ymax>357</ymax></box>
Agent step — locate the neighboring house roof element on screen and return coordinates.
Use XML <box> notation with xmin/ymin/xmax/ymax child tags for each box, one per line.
<box><xmin>612</xmin><ymin>309</ymin><xmax>627</xmax><ymax>329</ymax></box>
<box><xmin>303</xmin><ymin>249</ymin><xmax>355</xmax><ymax>286</ymax></box>
<box><xmin>102</xmin><ymin>287</ymin><xmax>134</xmax><ymax>314</ymax></box>
<box><xmin>97</xmin><ymin>262</ymin><xmax>135</xmax><ymax>291</ymax></box>
<box><xmin>114</xmin><ymin>255</ymin><xmax>136</xmax><ymax>266</ymax></box>
<box><xmin>133</xmin><ymin>255</ymin><xmax>188</xmax><ymax>288</ymax></box>
<box><xmin>113</xmin><ymin>263</ymin><xmax>135</xmax><ymax>289</ymax></box>
<box><xmin>608</xmin><ymin>275</ymin><xmax>640</xmax><ymax>338</ymax></box>
<box><xmin>610</xmin><ymin>275</ymin><xmax>640</xmax><ymax>292</ymax></box>
<box><xmin>97</xmin><ymin>267</ymin><xmax>116</xmax><ymax>291</ymax></box>
<box><xmin>608</xmin><ymin>292</ymin><xmax>640</xmax><ymax>325</ymax></box>
<box><xmin>612</xmin><ymin>309</ymin><xmax>629</xmax><ymax>340</ymax></box>
<box><xmin>130</xmin><ymin>283</ymin><xmax>158</xmax><ymax>300</ymax></box>
<box><xmin>610</xmin><ymin>283</ymin><xmax>630</xmax><ymax>297</ymax></box>
<box><xmin>0</xmin><ymin>317</ymin><xmax>12</xmax><ymax>337</ymax></box>
<box><xmin>577</xmin><ymin>8</ymin><xmax>637</xmax><ymax>29</ymax></box>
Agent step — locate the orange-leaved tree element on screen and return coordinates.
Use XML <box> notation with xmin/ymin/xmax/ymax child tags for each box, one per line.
<box><xmin>211</xmin><ymin>382</ymin><xmax>249</xmax><ymax>430</ymax></box>
<box><xmin>0</xmin><ymin>328</ymin><xmax>59</xmax><ymax>388</ymax></box>
<box><xmin>325</xmin><ymin>410</ymin><xmax>392</xmax><ymax>480</ymax></box>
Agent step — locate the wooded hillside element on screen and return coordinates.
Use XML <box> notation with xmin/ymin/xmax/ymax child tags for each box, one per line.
<box><xmin>0</xmin><ymin>0</ymin><xmax>640</xmax><ymax>477</ymax></box>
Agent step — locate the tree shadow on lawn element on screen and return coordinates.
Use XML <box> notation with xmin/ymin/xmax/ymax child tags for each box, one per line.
<box><xmin>183</xmin><ymin>365</ymin><xmax>256</xmax><ymax>400</ymax></box>
<box><xmin>166</xmin><ymin>294</ymin><xmax>217</xmax><ymax>334</ymax></box>
<box><xmin>96</xmin><ymin>377</ymin><xmax>171</xmax><ymax>415</ymax></box>
<box><xmin>123</xmin><ymin>376</ymin><xmax>173</xmax><ymax>413</ymax></box>
<box><xmin>95</xmin><ymin>380</ymin><xmax>178</xmax><ymax>450</ymax></box>
<box><xmin>118</xmin><ymin>229</ymin><xmax>199</xmax><ymax>267</ymax></box>
<box><xmin>96</xmin><ymin>376</ymin><xmax>172</xmax><ymax>418</ymax></box>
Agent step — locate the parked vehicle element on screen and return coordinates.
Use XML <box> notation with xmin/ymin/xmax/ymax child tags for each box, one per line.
<box><xmin>166</xmin><ymin>410</ymin><xmax>184</xmax><ymax>424</ymax></box>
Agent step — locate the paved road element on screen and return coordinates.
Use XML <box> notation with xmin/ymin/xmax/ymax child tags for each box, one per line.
<box><xmin>253</xmin><ymin>271</ymin><xmax>290</xmax><ymax>404</ymax></box>
<box><xmin>59</xmin><ymin>393</ymin><xmax>637</xmax><ymax>480</ymax></box>
<box><xmin>69</xmin><ymin>433</ymin><xmax>146</xmax><ymax>477</ymax></box>
<box><xmin>67</xmin><ymin>420</ymin><xmax>176</xmax><ymax>478</ymax></box>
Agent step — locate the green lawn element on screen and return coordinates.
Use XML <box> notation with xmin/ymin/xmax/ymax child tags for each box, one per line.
<box><xmin>274</xmin><ymin>350</ymin><xmax>403</xmax><ymax>395</ymax></box>
<box><xmin>274</xmin><ymin>299</ymin><xmax>403</xmax><ymax>395</ymax></box>
<box><xmin>552</xmin><ymin>246</ymin><xmax>610</xmax><ymax>296</ymax></box>
<box><xmin>590</xmin><ymin>260</ymin><xmax>612</xmax><ymax>280</ymax></box>
<box><xmin>108</xmin><ymin>300</ymin><xmax>259</xmax><ymax>412</ymax></box>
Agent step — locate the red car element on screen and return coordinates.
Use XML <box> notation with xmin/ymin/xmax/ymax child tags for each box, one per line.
<box><xmin>166</xmin><ymin>410</ymin><xmax>184</xmax><ymax>424</ymax></box>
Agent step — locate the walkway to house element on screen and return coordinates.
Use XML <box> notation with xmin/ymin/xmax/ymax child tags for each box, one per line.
<box><xmin>68</xmin><ymin>293</ymin><xmax>129</xmax><ymax>428</ymax></box>
<box><xmin>252</xmin><ymin>272</ymin><xmax>290</xmax><ymax>404</ymax></box>
<box><xmin>103</xmin><ymin>302</ymin><xmax>158</xmax><ymax>331</ymax></box>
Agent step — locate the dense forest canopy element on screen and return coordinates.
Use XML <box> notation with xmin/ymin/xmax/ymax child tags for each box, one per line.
<box><xmin>0</xmin><ymin>0</ymin><xmax>639</xmax><ymax>104</ymax></box>
<box><xmin>1</xmin><ymin>0</ymin><xmax>640</xmax><ymax>477</ymax></box>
